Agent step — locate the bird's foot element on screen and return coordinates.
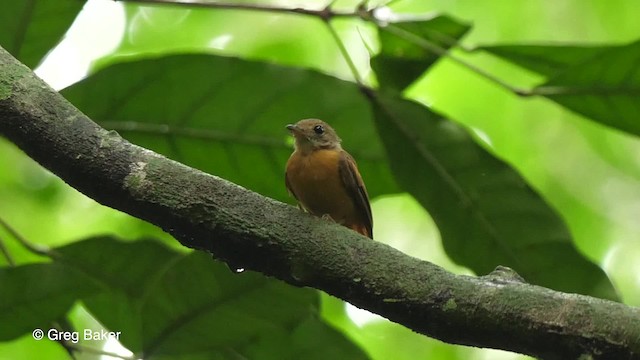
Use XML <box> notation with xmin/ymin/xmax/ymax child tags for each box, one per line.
<box><xmin>321</xmin><ymin>214</ymin><xmax>336</xmax><ymax>222</ymax></box>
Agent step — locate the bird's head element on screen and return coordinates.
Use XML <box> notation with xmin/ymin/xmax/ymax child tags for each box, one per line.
<box><xmin>286</xmin><ymin>119</ymin><xmax>342</xmax><ymax>153</ymax></box>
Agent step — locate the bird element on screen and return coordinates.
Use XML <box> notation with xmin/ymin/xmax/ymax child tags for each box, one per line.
<box><xmin>285</xmin><ymin>119</ymin><xmax>373</xmax><ymax>239</ymax></box>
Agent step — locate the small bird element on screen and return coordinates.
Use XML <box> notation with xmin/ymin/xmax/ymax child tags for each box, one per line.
<box><xmin>285</xmin><ymin>119</ymin><xmax>373</xmax><ymax>239</ymax></box>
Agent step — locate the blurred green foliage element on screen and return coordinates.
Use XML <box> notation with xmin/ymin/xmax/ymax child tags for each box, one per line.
<box><xmin>0</xmin><ymin>0</ymin><xmax>85</xmax><ymax>69</ymax></box>
<box><xmin>0</xmin><ymin>237</ymin><xmax>367</xmax><ymax>359</ymax></box>
<box><xmin>1</xmin><ymin>0</ymin><xmax>639</xmax><ymax>359</ymax></box>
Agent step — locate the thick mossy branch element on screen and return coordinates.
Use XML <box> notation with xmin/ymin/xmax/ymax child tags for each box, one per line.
<box><xmin>1</xmin><ymin>47</ymin><xmax>639</xmax><ymax>360</ymax></box>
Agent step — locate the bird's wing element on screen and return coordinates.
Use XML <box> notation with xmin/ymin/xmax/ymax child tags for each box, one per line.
<box><xmin>338</xmin><ymin>151</ymin><xmax>373</xmax><ymax>238</ymax></box>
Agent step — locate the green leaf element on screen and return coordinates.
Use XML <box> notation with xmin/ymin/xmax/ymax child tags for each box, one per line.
<box><xmin>0</xmin><ymin>0</ymin><xmax>85</xmax><ymax>68</ymax></box>
<box><xmin>57</xmin><ymin>237</ymin><xmax>182</xmax><ymax>298</ymax></box>
<box><xmin>536</xmin><ymin>40</ymin><xmax>640</xmax><ymax>137</ymax></box>
<box><xmin>480</xmin><ymin>44</ymin><xmax>616</xmax><ymax>77</ymax></box>
<box><xmin>372</xmin><ymin>15</ymin><xmax>470</xmax><ymax>91</ymax></box>
<box><xmin>140</xmin><ymin>252</ymin><xmax>315</xmax><ymax>358</ymax></box>
<box><xmin>0</xmin><ymin>263</ymin><xmax>101</xmax><ymax>340</ymax></box>
<box><xmin>55</xmin><ymin>237</ymin><xmax>367</xmax><ymax>359</ymax></box>
<box><xmin>242</xmin><ymin>317</ymin><xmax>369</xmax><ymax>360</ymax></box>
<box><xmin>61</xmin><ymin>54</ymin><xmax>398</xmax><ymax>202</ymax></box>
<box><xmin>55</xmin><ymin>237</ymin><xmax>183</xmax><ymax>351</ymax></box>
<box><xmin>481</xmin><ymin>42</ymin><xmax>640</xmax><ymax>136</ymax></box>
<box><xmin>369</xmin><ymin>91</ymin><xmax>618</xmax><ymax>301</ymax></box>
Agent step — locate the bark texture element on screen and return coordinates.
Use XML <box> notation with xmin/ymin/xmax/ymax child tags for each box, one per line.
<box><xmin>1</xmin><ymin>46</ymin><xmax>639</xmax><ymax>360</ymax></box>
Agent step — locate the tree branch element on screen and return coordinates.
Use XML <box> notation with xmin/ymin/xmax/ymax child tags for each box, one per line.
<box><xmin>1</xmin><ymin>46</ymin><xmax>639</xmax><ymax>360</ymax></box>
<box><xmin>379</xmin><ymin>24</ymin><xmax>530</xmax><ymax>96</ymax></box>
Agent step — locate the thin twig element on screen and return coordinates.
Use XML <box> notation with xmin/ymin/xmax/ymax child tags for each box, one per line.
<box><xmin>324</xmin><ymin>20</ymin><xmax>365</xmax><ymax>85</ymax></box>
<box><xmin>115</xmin><ymin>0</ymin><xmax>535</xmax><ymax>97</ymax></box>
<box><xmin>380</xmin><ymin>24</ymin><xmax>531</xmax><ymax>96</ymax></box>
<box><xmin>113</xmin><ymin>0</ymin><xmax>357</xmax><ymax>20</ymax></box>
<box><xmin>0</xmin><ymin>216</ymin><xmax>50</xmax><ymax>256</ymax></box>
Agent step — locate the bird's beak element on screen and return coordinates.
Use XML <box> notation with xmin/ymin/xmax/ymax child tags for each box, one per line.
<box><xmin>286</xmin><ymin>124</ymin><xmax>299</xmax><ymax>134</ymax></box>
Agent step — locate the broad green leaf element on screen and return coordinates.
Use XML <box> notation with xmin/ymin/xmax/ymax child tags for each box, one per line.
<box><xmin>55</xmin><ymin>237</ymin><xmax>368</xmax><ymax>359</ymax></box>
<box><xmin>535</xmin><ymin>40</ymin><xmax>640</xmax><ymax>137</ymax></box>
<box><xmin>61</xmin><ymin>54</ymin><xmax>398</xmax><ymax>202</ymax></box>
<box><xmin>372</xmin><ymin>15</ymin><xmax>470</xmax><ymax>91</ymax></box>
<box><xmin>140</xmin><ymin>252</ymin><xmax>311</xmax><ymax>357</ymax></box>
<box><xmin>0</xmin><ymin>263</ymin><xmax>101</xmax><ymax>340</ymax></box>
<box><xmin>57</xmin><ymin>237</ymin><xmax>182</xmax><ymax>298</ymax></box>
<box><xmin>0</xmin><ymin>0</ymin><xmax>85</xmax><ymax>68</ymax></box>
<box><xmin>369</xmin><ymin>91</ymin><xmax>618</xmax><ymax>301</ymax></box>
<box><xmin>242</xmin><ymin>317</ymin><xmax>369</xmax><ymax>360</ymax></box>
<box><xmin>481</xmin><ymin>41</ymin><xmax>640</xmax><ymax>136</ymax></box>
<box><xmin>55</xmin><ymin>237</ymin><xmax>183</xmax><ymax>351</ymax></box>
<box><xmin>480</xmin><ymin>44</ymin><xmax>616</xmax><ymax>77</ymax></box>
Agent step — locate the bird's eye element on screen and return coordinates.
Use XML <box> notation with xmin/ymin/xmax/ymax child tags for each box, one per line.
<box><xmin>313</xmin><ymin>125</ymin><xmax>324</xmax><ymax>135</ymax></box>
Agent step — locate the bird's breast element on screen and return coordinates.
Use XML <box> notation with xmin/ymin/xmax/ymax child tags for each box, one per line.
<box><xmin>286</xmin><ymin>149</ymin><xmax>355</xmax><ymax>221</ymax></box>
